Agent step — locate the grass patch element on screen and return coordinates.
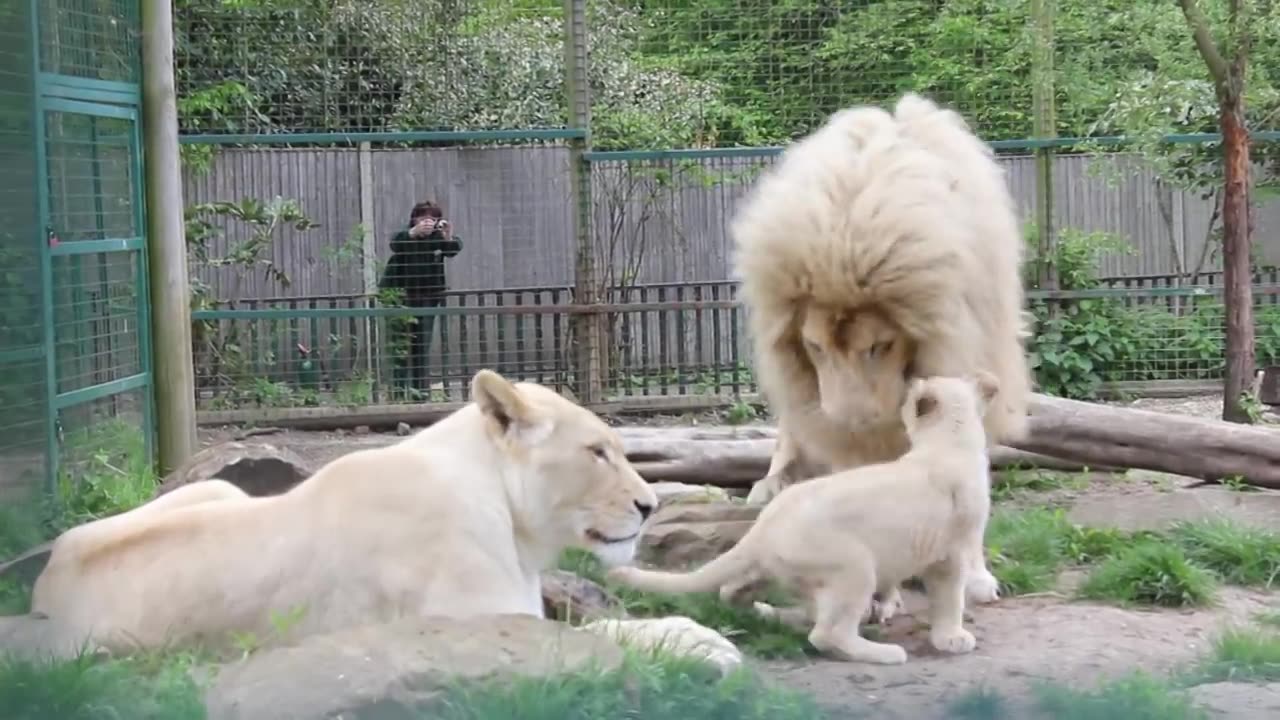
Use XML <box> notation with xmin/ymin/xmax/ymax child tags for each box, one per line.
<box><xmin>1077</xmin><ymin>541</ymin><xmax>1216</xmax><ymax>608</ymax></box>
<box><xmin>0</xmin><ymin>650</ymin><xmax>207</xmax><ymax>720</ymax></box>
<box><xmin>1167</xmin><ymin>519</ymin><xmax>1280</xmax><ymax>589</ymax></box>
<box><xmin>1032</xmin><ymin>672</ymin><xmax>1209</xmax><ymax>720</ymax></box>
<box><xmin>983</xmin><ymin>507</ymin><xmax>1141</xmax><ymax>595</ymax></box>
<box><xmin>1193</xmin><ymin>626</ymin><xmax>1280</xmax><ymax>683</ymax></box>
<box><xmin>558</xmin><ymin>549</ymin><xmax>813</xmax><ymax>659</ymax></box>
<box><xmin>991</xmin><ymin>469</ymin><xmax>1088</xmax><ymax>502</ymax></box>
<box><xmin>945</xmin><ymin>686</ymin><xmax>1009</xmax><ymax>719</ymax></box>
<box><xmin>427</xmin><ymin>652</ymin><xmax>824</xmax><ymax>720</ymax></box>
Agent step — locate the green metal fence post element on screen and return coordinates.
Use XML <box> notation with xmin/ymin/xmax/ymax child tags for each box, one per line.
<box><xmin>29</xmin><ymin>0</ymin><xmax>58</xmax><ymax>495</ymax></box>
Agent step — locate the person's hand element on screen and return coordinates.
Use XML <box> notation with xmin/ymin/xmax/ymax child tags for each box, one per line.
<box><xmin>409</xmin><ymin>217</ymin><xmax>437</xmax><ymax>238</ymax></box>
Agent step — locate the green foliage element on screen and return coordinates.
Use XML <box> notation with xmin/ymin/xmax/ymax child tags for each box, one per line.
<box><xmin>1032</xmin><ymin>672</ymin><xmax>1210</xmax><ymax>720</ymax></box>
<box><xmin>172</xmin><ymin>0</ymin><xmax>1280</xmax><ymax>153</ymax></box>
<box><xmin>1195</xmin><ymin>626</ymin><xmax>1280</xmax><ymax>683</ymax></box>
<box><xmin>429</xmin><ymin>652</ymin><xmax>823</xmax><ymax>720</ymax></box>
<box><xmin>0</xmin><ymin>651</ymin><xmax>207</xmax><ymax>720</ymax></box>
<box><xmin>983</xmin><ymin>507</ymin><xmax>1138</xmax><ymax>595</ymax></box>
<box><xmin>1078</xmin><ymin>541</ymin><xmax>1218</xmax><ymax>608</ymax></box>
<box><xmin>1167</xmin><ymin>519</ymin><xmax>1280</xmax><ymax>588</ymax></box>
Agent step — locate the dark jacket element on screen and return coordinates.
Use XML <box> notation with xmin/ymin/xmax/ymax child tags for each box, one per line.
<box><xmin>379</xmin><ymin>226</ymin><xmax>463</xmax><ymax>302</ymax></box>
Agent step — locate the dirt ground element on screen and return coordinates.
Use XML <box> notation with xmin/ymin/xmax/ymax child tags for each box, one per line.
<box><xmin>196</xmin><ymin>392</ymin><xmax>1280</xmax><ymax>717</ymax></box>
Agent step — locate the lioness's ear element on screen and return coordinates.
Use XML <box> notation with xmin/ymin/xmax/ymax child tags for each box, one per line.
<box><xmin>471</xmin><ymin>369</ymin><xmax>551</xmax><ymax>444</ymax></box>
<box><xmin>971</xmin><ymin>370</ymin><xmax>1000</xmax><ymax>404</ymax></box>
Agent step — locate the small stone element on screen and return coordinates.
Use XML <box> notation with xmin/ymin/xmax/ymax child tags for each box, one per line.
<box><xmin>396</xmin><ymin>422</ymin><xmax>411</xmax><ymax>436</ymax></box>
<box><xmin>354</xmin><ymin>425</ymin><xmax>371</xmax><ymax>435</ymax></box>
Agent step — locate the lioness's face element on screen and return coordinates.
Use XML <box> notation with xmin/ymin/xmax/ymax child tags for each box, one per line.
<box><xmin>471</xmin><ymin>370</ymin><xmax>658</xmax><ymax>568</ymax></box>
<box><xmin>798</xmin><ymin>304</ymin><xmax>915</xmax><ymax>428</ymax></box>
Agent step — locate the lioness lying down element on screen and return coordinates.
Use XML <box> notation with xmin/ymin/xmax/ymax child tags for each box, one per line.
<box><xmin>608</xmin><ymin>373</ymin><xmax>999</xmax><ymax>665</ymax></box>
<box><xmin>7</xmin><ymin>370</ymin><xmax>663</xmax><ymax>654</ymax></box>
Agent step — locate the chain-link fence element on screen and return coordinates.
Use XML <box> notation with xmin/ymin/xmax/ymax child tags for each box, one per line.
<box><xmin>175</xmin><ymin>0</ymin><xmax>1280</xmax><ymax>420</ymax></box>
<box><xmin>1</xmin><ymin>0</ymin><xmax>153</xmax><ymax>503</ymax></box>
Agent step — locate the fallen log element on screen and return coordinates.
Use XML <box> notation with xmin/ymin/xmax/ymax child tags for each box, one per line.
<box><xmin>1014</xmin><ymin>393</ymin><xmax>1280</xmax><ymax>489</ymax></box>
<box><xmin>617</xmin><ymin>429</ymin><xmax>1110</xmax><ymax>488</ymax></box>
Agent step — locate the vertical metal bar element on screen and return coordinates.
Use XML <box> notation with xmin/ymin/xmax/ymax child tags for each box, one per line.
<box><xmin>31</xmin><ymin>0</ymin><xmax>58</xmax><ymax>494</ymax></box>
<box><xmin>131</xmin><ymin>112</ymin><xmax>156</xmax><ymax>469</ymax></box>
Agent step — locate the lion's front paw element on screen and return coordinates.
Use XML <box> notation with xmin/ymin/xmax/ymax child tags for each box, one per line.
<box><xmin>965</xmin><ymin>569</ymin><xmax>1001</xmax><ymax>605</ymax></box>
<box><xmin>930</xmin><ymin>627</ymin><xmax>977</xmax><ymax>655</ymax></box>
<box><xmin>581</xmin><ymin>617</ymin><xmax>744</xmax><ymax>676</ymax></box>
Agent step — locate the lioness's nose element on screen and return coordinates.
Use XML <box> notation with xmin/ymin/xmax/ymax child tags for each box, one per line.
<box><xmin>634</xmin><ymin>500</ymin><xmax>655</xmax><ymax>520</ymax></box>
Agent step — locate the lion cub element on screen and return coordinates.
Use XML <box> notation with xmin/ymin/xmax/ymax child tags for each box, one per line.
<box><xmin>608</xmin><ymin>373</ymin><xmax>999</xmax><ymax>665</ymax></box>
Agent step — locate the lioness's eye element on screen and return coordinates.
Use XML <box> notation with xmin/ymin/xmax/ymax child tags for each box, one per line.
<box><xmin>868</xmin><ymin>341</ymin><xmax>890</xmax><ymax>359</ymax></box>
<box><xmin>589</xmin><ymin>445</ymin><xmax>609</xmax><ymax>461</ymax></box>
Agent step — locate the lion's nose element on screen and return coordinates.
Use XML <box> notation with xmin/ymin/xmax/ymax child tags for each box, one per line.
<box><xmin>634</xmin><ymin>500</ymin><xmax>655</xmax><ymax>521</ymax></box>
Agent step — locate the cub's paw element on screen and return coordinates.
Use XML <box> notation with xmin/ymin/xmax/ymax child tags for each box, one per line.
<box><xmin>965</xmin><ymin>569</ymin><xmax>1001</xmax><ymax>605</ymax></box>
<box><xmin>930</xmin><ymin>627</ymin><xmax>977</xmax><ymax>655</ymax></box>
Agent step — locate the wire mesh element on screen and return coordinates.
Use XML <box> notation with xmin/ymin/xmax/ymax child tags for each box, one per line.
<box><xmin>38</xmin><ymin>0</ymin><xmax>140</xmax><ymax>82</ymax></box>
<box><xmin>45</xmin><ymin>112</ymin><xmax>138</xmax><ymax>242</ymax></box>
<box><xmin>0</xmin><ymin>0</ymin><xmax>49</xmax><ymax>504</ymax></box>
<box><xmin>175</xmin><ymin>0</ymin><xmax>572</xmax><ymax>135</ymax></box>
<box><xmin>51</xmin><ymin>252</ymin><xmax>144</xmax><ymax>395</ymax></box>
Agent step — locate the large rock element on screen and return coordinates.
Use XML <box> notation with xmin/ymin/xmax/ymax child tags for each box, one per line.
<box><xmin>204</xmin><ymin>615</ymin><xmax>625</xmax><ymax>720</ymax></box>
<box><xmin>1188</xmin><ymin>681</ymin><xmax>1280</xmax><ymax>717</ymax></box>
<box><xmin>639</xmin><ymin>501</ymin><xmax>761</xmax><ymax>568</ymax></box>
<box><xmin>540</xmin><ymin>569</ymin><xmax>624</xmax><ymax>622</ymax></box>
<box><xmin>157</xmin><ymin>441</ymin><xmax>317</xmax><ymax>498</ymax></box>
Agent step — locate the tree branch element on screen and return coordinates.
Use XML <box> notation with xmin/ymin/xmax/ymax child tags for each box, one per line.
<box><xmin>1179</xmin><ymin>0</ymin><xmax>1233</xmax><ymax>94</ymax></box>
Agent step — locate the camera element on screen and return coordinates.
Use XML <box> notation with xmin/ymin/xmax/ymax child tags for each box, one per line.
<box><xmin>435</xmin><ymin>219</ymin><xmax>449</xmax><ymax>231</ymax></box>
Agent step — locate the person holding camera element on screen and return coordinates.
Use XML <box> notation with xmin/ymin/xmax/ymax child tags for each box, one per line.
<box><xmin>378</xmin><ymin>200</ymin><xmax>463</xmax><ymax>392</ymax></box>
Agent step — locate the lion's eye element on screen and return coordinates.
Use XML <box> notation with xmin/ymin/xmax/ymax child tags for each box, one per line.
<box><xmin>867</xmin><ymin>341</ymin><xmax>890</xmax><ymax>360</ymax></box>
<box><xmin>589</xmin><ymin>445</ymin><xmax>609</xmax><ymax>461</ymax></box>
<box><xmin>803</xmin><ymin>339</ymin><xmax>823</xmax><ymax>355</ymax></box>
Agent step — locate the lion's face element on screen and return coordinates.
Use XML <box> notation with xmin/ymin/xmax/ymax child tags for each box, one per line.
<box><xmin>798</xmin><ymin>304</ymin><xmax>916</xmax><ymax>429</ymax></box>
<box><xmin>470</xmin><ymin>371</ymin><xmax>658</xmax><ymax>568</ymax></box>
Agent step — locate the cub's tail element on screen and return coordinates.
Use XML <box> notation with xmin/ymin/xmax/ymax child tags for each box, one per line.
<box><xmin>609</xmin><ymin>539</ymin><xmax>757</xmax><ymax>596</ymax></box>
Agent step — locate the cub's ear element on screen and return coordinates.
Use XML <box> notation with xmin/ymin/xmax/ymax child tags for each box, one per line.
<box><xmin>971</xmin><ymin>370</ymin><xmax>1000</xmax><ymax>405</ymax></box>
<box><xmin>914</xmin><ymin>388</ymin><xmax>939</xmax><ymax>418</ymax></box>
<box><xmin>471</xmin><ymin>369</ymin><xmax>552</xmax><ymax>444</ymax></box>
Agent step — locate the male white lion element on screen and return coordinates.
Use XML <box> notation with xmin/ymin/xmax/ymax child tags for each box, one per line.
<box><xmin>608</xmin><ymin>373</ymin><xmax>999</xmax><ymax>665</ymax></box>
<box><xmin>4</xmin><ymin>370</ymin><xmax>663</xmax><ymax>655</ymax></box>
<box><xmin>732</xmin><ymin>92</ymin><xmax>1032</xmax><ymax>610</ymax></box>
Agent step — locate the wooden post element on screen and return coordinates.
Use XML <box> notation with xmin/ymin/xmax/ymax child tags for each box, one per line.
<box><xmin>564</xmin><ymin>0</ymin><xmax>602</xmax><ymax>403</ymax></box>
<box><xmin>1030</xmin><ymin>0</ymin><xmax>1058</xmax><ymax>291</ymax></box>
<box><xmin>141</xmin><ymin>0</ymin><xmax>197</xmax><ymax>472</ymax></box>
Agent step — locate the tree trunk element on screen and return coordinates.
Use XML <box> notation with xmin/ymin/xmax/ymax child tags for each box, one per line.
<box><xmin>1219</xmin><ymin>91</ymin><xmax>1256</xmax><ymax>423</ymax></box>
<box><xmin>614</xmin><ymin>393</ymin><xmax>1280</xmax><ymax>490</ymax></box>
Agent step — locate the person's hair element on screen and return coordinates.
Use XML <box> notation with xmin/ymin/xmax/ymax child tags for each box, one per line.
<box><xmin>409</xmin><ymin>201</ymin><xmax>443</xmax><ymax>224</ymax></box>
